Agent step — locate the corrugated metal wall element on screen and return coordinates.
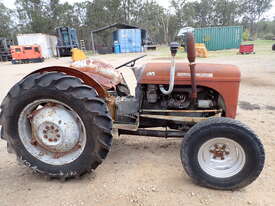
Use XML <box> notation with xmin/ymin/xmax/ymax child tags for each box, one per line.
<box><xmin>113</xmin><ymin>29</ymin><xmax>142</xmax><ymax>53</ymax></box>
<box><xmin>194</xmin><ymin>26</ymin><xmax>243</xmax><ymax>51</ymax></box>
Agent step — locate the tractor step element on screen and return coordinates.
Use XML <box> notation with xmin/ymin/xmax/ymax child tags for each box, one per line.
<box><xmin>113</xmin><ymin>121</ymin><xmax>139</xmax><ymax>131</ymax></box>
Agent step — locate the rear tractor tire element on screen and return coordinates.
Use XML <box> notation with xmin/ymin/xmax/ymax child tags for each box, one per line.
<box><xmin>181</xmin><ymin>117</ymin><xmax>265</xmax><ymax>190</ymax></box>
<box><xmin>0</xmin><ymin>72</ymin><xmax>113</xmax><ymax>179</ymax></box>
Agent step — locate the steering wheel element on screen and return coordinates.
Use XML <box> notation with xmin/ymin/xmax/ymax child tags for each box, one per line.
<box><xmin>186</xmin><ymin>32</ymin><xmax>196</xmax><ymax>63</ymax></box>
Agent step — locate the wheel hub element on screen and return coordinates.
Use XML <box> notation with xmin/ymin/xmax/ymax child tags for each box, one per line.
<box><xmin>31</xmin><ymin>105</ymin><xmax>80</xmax><ymax>153</ymax></box>
<box><xmin>37</xmin><ymin>122</ymin><xmax>62</xmax><ymax>147</ymax></box>
<box><xmin>197</xmin><ymin>138</ymin><xmax>246</xmax><ymax>178</ymax></box>
<box><xmin>209</xmin><ymin>144</ymin><xmax>230</xmax><ymax>160</ymax></box>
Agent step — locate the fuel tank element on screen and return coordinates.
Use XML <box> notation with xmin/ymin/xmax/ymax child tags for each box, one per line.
<box><xmin>139</xmin><ymin>62</ymin><xmax>241</xmax><ymax>118</ymax></box>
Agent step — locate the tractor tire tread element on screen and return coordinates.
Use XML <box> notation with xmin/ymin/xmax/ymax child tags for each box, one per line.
<box><xmin>181</xmin><ymin>117</ymin><xmax>265</xmax><ymax>190</ymax></box>
<box><xmin>0</xmin><ymin>72</ymin><xmax>113</xmax><ymax>180</ymax></box>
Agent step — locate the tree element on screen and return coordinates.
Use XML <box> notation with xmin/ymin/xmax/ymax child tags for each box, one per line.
<box><xmin>15</xmin><ymin>0</ymin><xmax>50</xmax><ymax>33</ymax></box>
<box><xmin>135</xmin><ymin>1</ymin><xmax>169</xmax><ymax>43</ymax></box>
<box><xmin>241</xmin><ymin>0</ymin><xmax>272</xmax><ymax>35</ymax></box>
<box><xmin>171</xmin><ymin>0</ymin><xmax>196</xmax><ymax>28</ymax></box>
<box><xmin>171</xmin><ymin>0</ymin><xmax>241</xmax><ymax>27</ymax></box>
<box><xmin>214</xmin><ymin>0</ymin><xmax>241</xmax><ymax>26</ymax></box>
<box><xmin>0</xmin><ymin>2</ymin><xmax>14</xmax><ymax>37</ymax></box>
<box><xmin>0</xmin><ymin>0</ymin><xmax>274</xmax><ymax>46</ymax></box>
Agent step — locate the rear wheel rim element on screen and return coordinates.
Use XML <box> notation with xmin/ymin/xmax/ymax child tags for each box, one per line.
<box><xmin>18</xmin><ymin>99</ymin><xmax>87</xmax><ymax>166</ymax></box>
<box><xmin>197</xmin><ymin>137</ymin><xmax>246</xmax><ymax>178</ymax></box>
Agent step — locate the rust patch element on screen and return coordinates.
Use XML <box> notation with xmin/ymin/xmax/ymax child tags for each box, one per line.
<box><xmin>28</xmin><ymin>66</ymin><xmax>108</xmax><ymax>97</ymax></box>
<box><xmin>106</xmin><ymin>95</ymin><xmax>116</xmax><ymax>120</ymax></box>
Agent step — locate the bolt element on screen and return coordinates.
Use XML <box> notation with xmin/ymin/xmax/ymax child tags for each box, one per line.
<box><xmin>49</xmin><ymin>138</ymin><xmax>53</xmax><ymax>142</ymax></box>
<box><xmin>57</xmin><ymin>134</ymin><xmax>60</xmax><ymax>138</ymax></box>
<box><xmin>27</xmin><ymin>114</ymin><xmax>33</xmax><ymax>119</ymax></box>
<box><xmin>55</xmin><ymin>129</ymin><xmax>59</xmax><ymax>133</ymax></box>
<box><xmin>45</xmin><ymin>126</ymin><xmax>49</xmax><ymax>130</ymax></box>
<box><xmin>51</xmin><ymin>126</ymin><xmax>54</xmax><ymax>130</ymax></box>
<box><xmin>43</xmin><ymin>130</ymin><xmax>47</xmax><ymax>134</ymax></box>
<box><xmin>31</xmin><ymin>139</ymin><xmax>37</xmax><ymax>146</ymax></box>
<box><xmin>44</xmin><ymin>135</ymin><xmax>48</xmax><ymax>139</ymax></box>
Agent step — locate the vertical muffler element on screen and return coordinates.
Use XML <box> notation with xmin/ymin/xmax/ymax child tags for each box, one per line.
<box><xmin>186</xmin><ymin>32</ymin><xmax>197</xmax><ymax>106</ymax></box>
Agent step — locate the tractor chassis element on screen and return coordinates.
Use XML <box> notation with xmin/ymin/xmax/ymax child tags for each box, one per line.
<box><xmin>117</xmin><ymin>109</ymin><xmax>222</xmax><ymax>138</ymax></box>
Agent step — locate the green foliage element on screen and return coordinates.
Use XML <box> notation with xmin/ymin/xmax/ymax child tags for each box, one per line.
<box><xmin>263</xmin><ymin>33</ymin><xmax>275</xmax><ymax>40</ymax></box>
<box><xmin>243</xmin><ymin>30</ymin><xmax>250</xmax><ymax>41</ymax></box>
<box><xmin>240</xmin><ymin>0</ymin><xmax>272</xmax><ymax>34</ymax></box>
<box><xmin>171</xmin><ymin>0</ymin><xmax>242</xmax><ymax>27</ymax></box>
<box><xmin>0</xmin><ymin>3</ymin><xmax>13</xmax><ymax>37</ymax></box>
<box><xmin>0</xmin><ymin>0</ymin><xmax>274</xmax><ymax>48</ymax></box>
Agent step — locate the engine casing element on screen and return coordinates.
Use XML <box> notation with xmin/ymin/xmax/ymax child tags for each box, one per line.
<box><xmin>139</xmin><ymin>62</ymin><xmax>241</xmax><ymax>118</ymax></box>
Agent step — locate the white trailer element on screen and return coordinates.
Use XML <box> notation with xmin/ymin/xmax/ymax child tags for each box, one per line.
<box><xmin>17</xmin><ymin>33</ymin><xmax>57</xmax><ymax>58</ymax></box>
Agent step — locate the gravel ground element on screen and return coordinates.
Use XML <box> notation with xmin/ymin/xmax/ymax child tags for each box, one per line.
<box><xmin>0</xmin><ymin>50</ymin><xmax>275</xmax><ymax>206</ymax></box>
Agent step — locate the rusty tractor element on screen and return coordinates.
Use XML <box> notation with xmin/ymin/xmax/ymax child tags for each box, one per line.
<box><xmin>0</xmin><ymin>33</ymin><xmax>265</xmax><ymax>190</ymax></box>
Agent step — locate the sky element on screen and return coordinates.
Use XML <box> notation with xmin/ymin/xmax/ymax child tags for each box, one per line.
<box><xmin>1</xmin><ymin>0</ymin><xmax>275</xmax><ymax>19</ymax></box>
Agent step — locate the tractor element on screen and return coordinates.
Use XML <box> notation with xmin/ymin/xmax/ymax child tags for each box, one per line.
<box><xmin>0</xmin><ymin>33</ymin><xmax>265</xmax><ymax>190</ymax></box>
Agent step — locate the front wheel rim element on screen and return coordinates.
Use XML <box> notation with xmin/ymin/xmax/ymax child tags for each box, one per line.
<box><xmin>197</xmin><ymin>137</ymin><xmax>246</xmax><ymax>178</ymax></box>
<box><xmin>18</xmin><ymin>99</ymin><xmax>87</xmax><ymax>166</ymax></box>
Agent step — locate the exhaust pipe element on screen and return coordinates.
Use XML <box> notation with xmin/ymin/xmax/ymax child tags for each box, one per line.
<box><xmin>159</xmin><ymin>42</ymin><xmax>179</xmax><ymax>95</ymax></box>
<box><xmin>186</xmin><ymin>32</ymin><xmax>197</xmax><ymax>106</ymax></box>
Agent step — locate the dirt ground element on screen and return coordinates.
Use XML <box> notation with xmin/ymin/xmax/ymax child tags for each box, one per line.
<box><xmin>0</xmin><ymin>50</ymin><xmax>275</xmax><ymax>206</ymax></box>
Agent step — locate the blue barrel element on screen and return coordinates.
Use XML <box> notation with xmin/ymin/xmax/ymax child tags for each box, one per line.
<box><xmin>114</xmin><ymin>41</ymin><xmax>121</xmax><ymax>54</ymax></box>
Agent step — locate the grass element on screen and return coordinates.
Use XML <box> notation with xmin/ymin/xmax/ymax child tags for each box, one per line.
<box><xmin>243</xmin><ymin>40</ymin><xmax>274</xmax><ymax>54</ymax></box>
<box><xmin>84</xmin><ymin>40</ymin><xmax>275</xmax><ymax>59</ymax></box>
<box><xmin>199</xmin><ymin>40</ymin><xmax>275</xmax><ymax>58</ymax></box>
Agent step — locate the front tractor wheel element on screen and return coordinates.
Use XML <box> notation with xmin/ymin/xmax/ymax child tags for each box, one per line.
<box><xmin>181</xmin><ymin>117</ymin><xmax>265</xmax><ymax>190</ymax></box>
<box><xmin>0</xmin><ymin>72</ymin><xmax>112</xmax><ymax>179</ymax></box>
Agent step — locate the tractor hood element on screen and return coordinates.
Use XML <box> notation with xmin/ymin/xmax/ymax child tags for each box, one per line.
<box><xmin>139</xmin><ymin>62</ymin><xmax>240</xmax><ymax>84</ymax></box>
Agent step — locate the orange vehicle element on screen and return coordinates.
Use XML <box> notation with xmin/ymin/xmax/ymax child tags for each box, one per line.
<box><xmin>10</xmin><ymin>45</ymin><xmax>44</xmax><ymax>64</ymax></box>
<box><xmin>0</xmin><ymin>33</ymin><xmax>265</xmax><ymax>190</ymax></box>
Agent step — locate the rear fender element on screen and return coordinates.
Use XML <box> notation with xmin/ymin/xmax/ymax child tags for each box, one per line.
<box><xmin>27</xmin><ymin>66</ymin><xmax>108</xmax><ymax>97</ymax></box>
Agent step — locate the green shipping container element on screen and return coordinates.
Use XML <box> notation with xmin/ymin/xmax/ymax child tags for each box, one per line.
<box><xmin>194</xmin><ymin>26</ymin><xmax>243</xmax><ymax>51</ymax></box>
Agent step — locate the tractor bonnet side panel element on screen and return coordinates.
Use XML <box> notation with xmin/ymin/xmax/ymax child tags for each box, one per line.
<box><xmin>139</xmin><ymin>62</ymin><xmax>241</xmax><ymax>118</ymax></box>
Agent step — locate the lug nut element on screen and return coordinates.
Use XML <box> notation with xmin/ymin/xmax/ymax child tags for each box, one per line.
<box><xmin>49</xmin><ymin>138</ymin><xmax>53</xmax><ymax>142</ymax></box>
<box><xmin>43</xmin><ymin>130</ymin><xmax>47</xmax><ymax>134</ymax></box>
<box><xmin>55</xmin><ymin>129</ymin><xmax>59</xmax><ymax>133</ymax></box>
<box><xmin>44</xmin><ymin>135</ymin><xmax>48</xmax><ymax>139</ymax></box>
<box><xmin>45</xmin><ymin>126</ymin><xmax>49</xmax><ymax>130</ymax></box>
<box><xmin>51</xmin><ymin>126</ymin><xmax>54</xmax><ymax>130</ymax></box>
<box><xmin>57</xmin><ymin>134</ymin><xmax>60</xmax><ymax>138</ymax></box>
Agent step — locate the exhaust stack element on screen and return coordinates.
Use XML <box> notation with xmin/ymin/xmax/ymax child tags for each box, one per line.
<box><xmin>159</xmin><ymin>42</ymin><xmax>179</xmax><ymax>95</ymax></box>
<box><xmin>186</xmin><ymin>32</ymin><xmax>197</xmax><ymax>106</ymax></box>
